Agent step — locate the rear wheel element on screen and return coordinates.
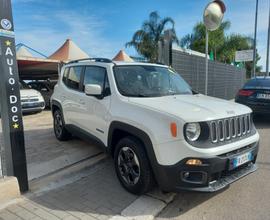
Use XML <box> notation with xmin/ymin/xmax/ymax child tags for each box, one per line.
<box><xmin>114</xmin><ymin>136</ymin><xmax>155</xmax><ymax>195</ymax></box>
<box><xmin>53</xmin><ymin>109</ymin><xmax>71</xmax><ymax>141</ymax></box>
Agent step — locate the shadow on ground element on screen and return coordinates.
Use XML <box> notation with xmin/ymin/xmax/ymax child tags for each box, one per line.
<box><xmin>253</xmin><ymin>114</ymin><xmax>270</xmax><ymax>129</ymax></box>
<box><xmin>25</xmin><ymin>159</ymin><xmax>138</xmax><ymax>220</ymax></box>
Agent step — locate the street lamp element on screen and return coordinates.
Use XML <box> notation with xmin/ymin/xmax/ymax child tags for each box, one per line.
<box><xmin>203</xmin><ymin>0</ymin><xmax>226</xmax><ymax>95</ymax></box>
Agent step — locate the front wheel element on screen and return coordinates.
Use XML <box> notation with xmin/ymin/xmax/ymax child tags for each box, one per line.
<box><xmin>53</xmin><ymin>109</ymin><xmax>71</xmax><ymax>141</ymax></box>
<box><xmin>114</xmin><ymin>136</ymin><xmax>155</xmax><ymax>195</ymax></box>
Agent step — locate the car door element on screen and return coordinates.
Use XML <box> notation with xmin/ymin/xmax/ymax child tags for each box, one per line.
<box><xmin>61</xmin><ymin>65</ymin><xmax>84</xmax><ymax>127</ymax></box>
<box><xmin>79</xmin><ymin>65</ymin><xmax>111</xmax><ymax>144</ymax></box>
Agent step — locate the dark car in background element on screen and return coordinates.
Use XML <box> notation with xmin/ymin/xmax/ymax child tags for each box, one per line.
<box><xmin>28</xmin><ymin>80</ymin><xmax>57</xmax><ymax>108</ymax></box>
<box><xmin>235</xmin><ymin>77</ymin><xmax>270</xmax><ymax>115</ymax></box>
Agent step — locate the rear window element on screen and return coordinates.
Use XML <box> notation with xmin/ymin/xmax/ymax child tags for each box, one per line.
<box><xmin>244</xmin><ymin>78</ymin><xmax>270</xmax><ymax>89</ymax></box>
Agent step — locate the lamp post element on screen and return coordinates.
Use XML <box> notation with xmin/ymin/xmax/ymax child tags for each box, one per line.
<box><xmin>253</xmin><ymin>0</ymin><xmax>259</xmax><ymax>78</ymax></box>
<box><xmin>266</xmin><ymin>0</ymin><xmax>270</xmax><ymax>77</ymax></box>
<box><xmin>203</xmin><ymin>0</ymin><xmax>226</xmax><ymax>95</ymax></box>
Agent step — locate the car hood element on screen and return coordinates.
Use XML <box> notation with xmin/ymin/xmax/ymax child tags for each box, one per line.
<box><xmin>20</xmin><ymin>89</ymin><xmax>40</xmax><ymax>98</ymax></box>
<box><xmin>128</xmin><ymin>94</ymin><xmax>251</xmax><ymax>122</ymax></box>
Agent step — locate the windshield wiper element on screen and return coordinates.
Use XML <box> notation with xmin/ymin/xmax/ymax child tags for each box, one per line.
<box><xmin>123</xmin><ymin>93</ymin><xmax>152</xmax><ymax>97</ymax></box>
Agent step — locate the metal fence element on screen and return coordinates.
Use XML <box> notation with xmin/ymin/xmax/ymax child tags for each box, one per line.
<box><xmin>172</xmin><ymin>50</ymin><xmax>246</xmax><ymax>100</ymax></box>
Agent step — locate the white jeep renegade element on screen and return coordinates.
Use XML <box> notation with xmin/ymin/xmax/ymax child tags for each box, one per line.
<box><xmin>51</xmin><ymin>58</ymin><xmax>259</xmax><ymax>195</ymax></box>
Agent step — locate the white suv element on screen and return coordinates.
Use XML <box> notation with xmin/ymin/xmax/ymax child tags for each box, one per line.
<box><xmin>51</xmin><ymin>58</ymin><xmax>259</xmax><ymax>195</ymax></box>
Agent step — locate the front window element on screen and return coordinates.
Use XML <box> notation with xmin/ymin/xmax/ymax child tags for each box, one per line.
<box><xmin>113</xmin><ymin>65</ymin><xmax>192</xmax><ymax>97</ymax></box>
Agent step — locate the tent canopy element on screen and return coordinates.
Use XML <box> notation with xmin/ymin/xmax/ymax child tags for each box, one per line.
<box><xmin>112</xmin><ymin>50</ymin><xmax>133</xmax><ymax>62</ymax></box>
<box><xmin>49</xmin><ymin>39</ymin><xmax>89</xmax><ymax>61</ymax></box>
<box><xmin>17</xmin><ymin>39</ymin><xmax>90</xmax><ymax>80</ymax></box>
<box><xmin>17</xmin><ymin>57</ymin><xmax>59</xmax><ymax>80</ymax></box>
<box><xmin>16</xmin><ymin>46</ymin><xmax>34</xmax><ymax>58</ymax></box>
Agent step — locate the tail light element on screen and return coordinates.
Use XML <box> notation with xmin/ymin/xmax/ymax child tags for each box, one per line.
<box><xmin>238</xmin><ymin>89</ymin><xmax>254</xmax><ymax>97</ymax></box>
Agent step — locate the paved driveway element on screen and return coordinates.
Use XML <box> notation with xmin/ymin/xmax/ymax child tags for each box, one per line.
<box><xmin>0</xmin><ymin>111</ymin><xmax>102</xmax><ymax>180</ymax></box>
<box><xmin>156</xmin><ymin>114</ymin><xmax>270</xmax><ymax>220</ymax></box>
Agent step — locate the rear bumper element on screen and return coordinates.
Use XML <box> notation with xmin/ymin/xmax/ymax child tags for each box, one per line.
<box><xmin>154</xmin><ymin>141</ymin><xmax>259</xmax><ymax>192</ymax></box>
<box><xmin>236</xmin><ymin>99</ymin><xmax>270</xmax><ymax>114</ymax></box>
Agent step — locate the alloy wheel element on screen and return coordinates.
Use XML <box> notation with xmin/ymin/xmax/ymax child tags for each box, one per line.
<box><xmin>118</xmin><ymin>146</ymin><xmax>141</xmax><ymax>185</ymax></box>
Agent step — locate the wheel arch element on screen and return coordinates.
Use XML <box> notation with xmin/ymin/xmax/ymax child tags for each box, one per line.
<box><xmin>51</xmin><ymin>100</ymin><xmax>65</xmax><ymax>123</ymax></box>
<box><xmin>108</xmin><ymin>121</ymin><xmax>159</xmax><ymax>180</ymax></box>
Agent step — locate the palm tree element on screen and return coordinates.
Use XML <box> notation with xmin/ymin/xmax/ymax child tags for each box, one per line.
<box><xmin>181</xmin><ymin>21</ymin><xmax>262</xmax><ymax>78</ymax></box>
<box><xmin>181</xmin><ymin>21</ymin><xmax>231</xmax><ymax>60</ymax></box>
<box><xmin>126</xmin><ymin>11</ymin><xmax>179</xmax><ymax>62</ymax></box>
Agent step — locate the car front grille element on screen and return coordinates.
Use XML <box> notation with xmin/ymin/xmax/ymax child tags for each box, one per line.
<box><xmin>21</xmin><ymin>98</ymin><xmax>39</xmax><ymax>103</ymax></box>
<box><xmin>210</xmin><ymin>114</ymin><xmax>251</xmax><ymax>143</ymax></box>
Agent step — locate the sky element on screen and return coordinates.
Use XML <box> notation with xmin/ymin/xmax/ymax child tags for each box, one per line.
<box><xmin>12</xmin><ymin>0</ymin><xmax>269</xmax><ymax>70</ymax></box>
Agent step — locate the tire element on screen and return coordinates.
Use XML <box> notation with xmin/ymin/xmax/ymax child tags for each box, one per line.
<box><xmin>114</xmin><ymin>136</ymin><xmax>155</xmax><ymax>195</ymax></box>
<box><xmin>53</xmin><ymin>109</ymin><xmax>71</xmax><ymax>141</ymax></box>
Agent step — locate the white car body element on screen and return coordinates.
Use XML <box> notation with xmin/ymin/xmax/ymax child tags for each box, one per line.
<box><xmin>51</xmin><ymin>59</ymin><xmax>259</xmax><ymax>193</ymax></box>
<box><xmin>20</xmin><ymin>88</ymin><xmax>45</xmax><ymax>113</ymax></box>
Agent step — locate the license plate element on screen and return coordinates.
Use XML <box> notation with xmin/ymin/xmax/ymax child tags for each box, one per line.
<box><xmin>257</xmin><ymin>93</ymin><xmax>270</xmax><ymax>100</ymax></box>
<box><xmin>233</xmin><ymin>152</ymin><xmax>252</xmax><ymax>169</ymax></box>
<box><xmin>22</xmin><ymin>103</ymin><xmax>36</xmax><ymax>108</ymax></box>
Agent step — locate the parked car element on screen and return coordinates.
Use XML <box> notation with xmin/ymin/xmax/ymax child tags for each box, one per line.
<box><xmin>28</xmin><ymin>80</ymin><xmax>56</xmax><ymax>108</ymax></box>
<box><xmin>20</xmin><ymin>81</ymin><xmax>45</xmax><ymax>113</ymax></box>
<box><xmin>51</xmin><ymin>58</ymin><xmax>259</xmax><ymax>195</ymax></box>
<box><xmin>235</xmin><ymin>76</ymin><xmax>270</xmax><ymax>115</ymax></box>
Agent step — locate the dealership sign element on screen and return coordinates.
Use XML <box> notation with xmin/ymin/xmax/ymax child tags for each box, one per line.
<box><xmin>235</xmin><ymin>50</ymin><xmax>253</xmax><ymax>62</ymax></box>
<box><xmin>0</xmin><ymin>0</ymin><xmax>28</xmax><ymax>192</ymax></box>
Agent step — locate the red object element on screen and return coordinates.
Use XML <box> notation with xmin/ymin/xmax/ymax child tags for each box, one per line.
<box><xmin>214</xmin><ymin>0</ymin><xmax>226</xmax><ymax>13</ymax></box>
<box><xmin>238</xmin><ymin>89</ymin><xmax>254</xmax><ymax>97</ymax></box>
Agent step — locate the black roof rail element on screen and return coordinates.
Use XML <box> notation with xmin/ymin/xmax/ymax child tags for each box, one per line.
<box><xmin>67</xmin><ymin>58</ymin><xmax>114</xmax><ymax>64</ymax></box>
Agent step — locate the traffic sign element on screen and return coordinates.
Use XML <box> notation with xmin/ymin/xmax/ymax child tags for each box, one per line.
<box><xmin>235</xmin><ymin>50</ymin><xmax>253</xmax><ymax>62</ymax></box>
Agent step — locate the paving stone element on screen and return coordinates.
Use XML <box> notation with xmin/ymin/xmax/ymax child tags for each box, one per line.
<box><xmin>121</xmin><ymin>196</ymin><xmax>166</xmax><ymax>220</ymax></box>
<box><xmin>0</xmin><ymin>209</ymin><xmax>22</xmax><ymax>220</ymax></box>
<box><xmin>0</xmin><ymin>111</ymin><xmax>102</xmax><ymax>180</ymax></box>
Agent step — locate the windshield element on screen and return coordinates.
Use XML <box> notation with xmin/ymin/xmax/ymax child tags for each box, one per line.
<box><xmin>19</xmin><ymin>80</ymin><xmax>30</xmax><ymax>89</ymax></box>
<box><xmin>113</xmin><ymin>65</ymin><xmax>192</xmax><ymax>97</ymax></box>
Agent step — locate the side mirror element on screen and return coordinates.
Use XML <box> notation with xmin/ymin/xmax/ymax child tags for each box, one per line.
<box><xmin>85</xmin><ymin>84</ymin><xmax>102</xmax><ymax>96</ymax></box>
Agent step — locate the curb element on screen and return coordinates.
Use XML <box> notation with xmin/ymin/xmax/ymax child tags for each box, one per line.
<box><xmin>0</xmin><ymin>177</ymin><xmax>21</xmax><ymax>210</ymax></box>
<box><xmin>28</xmin><ymin>153</ymin><xmax>107</xmax><ymax>195</ymax></box>
<box><xmin>109</xmin><ymin>190</ymin><xmax>176</xmax><ymax>220</ymax></box>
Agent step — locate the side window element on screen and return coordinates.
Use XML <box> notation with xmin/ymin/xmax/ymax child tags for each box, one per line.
<box><xmin>66</xmin><ymin>66</ymin><xmax>83</xmax><ymax>91</ymax></box>
<box><xmin>83</xmin><ymin>66</ymin><xmax>107</xmax><ymax>89</ymax></box>
<box><xmin>62</xmin><ymin>67</ymin><xmax>69</xmax><ymax>85</ymax></box>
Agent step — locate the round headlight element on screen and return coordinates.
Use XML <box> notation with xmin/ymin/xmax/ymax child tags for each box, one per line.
<box><xmin>185</xmin><ymin>123</ymin><xmax>201</xmax><ymax>141</ymax></box>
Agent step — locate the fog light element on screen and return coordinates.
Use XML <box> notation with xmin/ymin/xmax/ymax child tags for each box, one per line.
<box><xmin>183</xmin><ymin>172</ymin><xmax>190</xmax><ymax>178</ymax></box>
<box><xmin>186</xmin><ymin>159</ymin><xmax>202</xmax><ymax>165</ymax></box>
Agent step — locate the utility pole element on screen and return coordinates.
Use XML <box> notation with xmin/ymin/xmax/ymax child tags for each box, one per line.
<box><xmin>203</xmin><ymin>0</ymin><xmax>226</xmax><ymax>95</ymax></box>
<box><xmin>266</xmin><ymin>0</ymin><xmax>270</xmax><ymax>76</ymax></box>
<box><xmin>253</xmin><ymin>0</ymin><xmax>259</xmax><ymax>78</ymax></box>
<box><xmin>205</xmin><ymin>30</ymin><xmax>209</xmax><ymax>95</ymax></box>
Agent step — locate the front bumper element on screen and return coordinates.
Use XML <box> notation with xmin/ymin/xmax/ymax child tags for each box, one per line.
<box><xmin>155</xmin><ymin>141</ymin><xmax>259</xmax><ymax>192</ymax></box>
<box><xmin>21</xmin><ymin>101</ymin><xmax>45</xmax><ymax>113</ymax></box>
